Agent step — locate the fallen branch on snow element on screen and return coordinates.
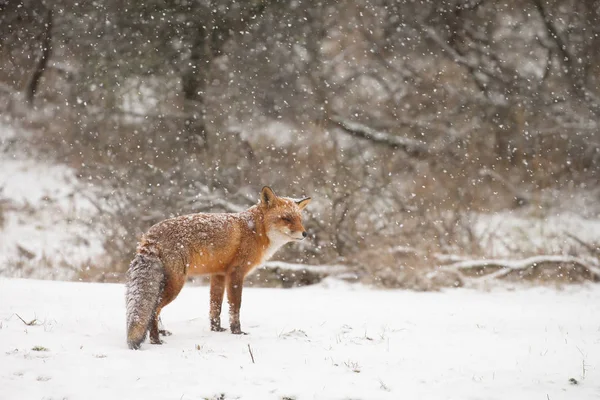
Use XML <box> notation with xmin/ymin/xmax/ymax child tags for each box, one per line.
<box><xmin>440</xmin><ymin>255</ymin><xmax>600</xmax><ymax>282</ymax></box>
<box><xmin>263</xmin><ymin>261</ymin><xmax>347</xmax><ymax>273</ymax></box>
<box><xmin>246</xmin><ymin>262</ymin><xmax>350</xmax><ymax>288</ymax></box>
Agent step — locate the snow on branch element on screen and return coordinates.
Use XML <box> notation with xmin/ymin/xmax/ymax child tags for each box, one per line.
<box><xmin>329</xmin><ymin>115</ymin><xmax>429</xmax><ymax>158</ymax></box>
<box><xmin>478</xmin><ymin>168</ymin><xmax>530</xmax><ymax>206</ymax></box>
<box><xmin>249</xmin><ymin>261</ymin><xmax>350</xmax><ymax>288</ymax></box>
<box><xmin>565</xmin><ymin>232</ymin><xmax>600</xmax><ymax>257</ymax></box>
<box><xmin>264</xmin><ymin>261</ymin><xmax>348</xmax><ymax>273</ymax></box>
<box><xmin>441</xmin><ymin>255</ymin><xmax>600</xmax><ymax>281</ymax></box>
<box><xmin>421</xmin><ymin>26</ymin><xmax>476</xmax><ymax>69</ymax></box>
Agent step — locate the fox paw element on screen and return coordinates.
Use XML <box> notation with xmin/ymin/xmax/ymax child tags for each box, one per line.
<box><xmin>150</xmin><ymin>337</ymin><xmax>164</xmax><ymax>345</ymax></box>
<box><xmin>231</xmin><ymin>329</ymin><xmax>249</xmax><ymax>335</ymax></box>
<box><xmin>211</xmin><ymin>325</ymin><xmax>227</xmax><ymax>332</ymax></box>
<box><xmin>159</xmin><ymin>329</ymin><xmax>172</xmax><ymax>336</ymax></box>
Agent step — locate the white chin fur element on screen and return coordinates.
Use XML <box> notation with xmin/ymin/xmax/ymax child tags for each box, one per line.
<box><xmin>264</xmin><ymin>229</ymin><xmax>293</xmax><ymax>262</ymax></box>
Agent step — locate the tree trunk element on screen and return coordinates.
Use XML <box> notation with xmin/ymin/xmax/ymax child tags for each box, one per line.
<box><xmin>181</xmin><ymin>25</ymin><xmax>210</xmax><ymax>149</ymax></box>
<box><xmin>25</xmin><ymin>8</ymin><xmax>52</xmax><ymax>107</ymax></box>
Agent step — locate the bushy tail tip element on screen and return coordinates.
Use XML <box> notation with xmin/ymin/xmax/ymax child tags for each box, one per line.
<box><xmin>127</xmin><ymin>324</ymin><xmax>147</xmax><ymax>350</ymax></box>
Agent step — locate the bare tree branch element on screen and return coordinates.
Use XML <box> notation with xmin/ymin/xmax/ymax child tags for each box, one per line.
<box><xmin>479</xmin><ymin>168</ymin><xmax>530</xmax><ymax>206</ymax></box>
<box><xmin>533</xmin><ymin>0</ymin><xmax>600</xmax><ymax>116</ymax></box>
<box><xmin>564</xmin><ymin>232</ymin><xmax>600</xmax><ymax>257</ymax></box>
<box><xmin>329</xmin><ymin>115</ymin><xmax>429</xmax><ymax>158</ymax></box>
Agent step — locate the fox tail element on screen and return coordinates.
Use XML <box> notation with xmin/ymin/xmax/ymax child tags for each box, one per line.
<box><xmin>125</xmin><ymin>253</ymin><xmax>165</xmax><ymax>350</ymax></box>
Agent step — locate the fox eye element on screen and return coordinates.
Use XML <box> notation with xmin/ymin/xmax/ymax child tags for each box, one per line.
<box><xmin>281</xmin><ymin>216</ymin><xmax>293</xmax><ymax>223</ymax></box>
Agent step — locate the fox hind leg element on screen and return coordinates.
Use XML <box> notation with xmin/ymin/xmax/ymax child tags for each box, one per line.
<box><xmin>149</xmin><ymin>307</ymin><xmax>173</xmax><ymax>344</ymax></box>
<box><xmin>210</xmin><ymin>274</ymin><xmax>227</xmax><ymax>332</ymax></box>
<box><xmin>150</xmin><ymin>272</ymin><xmax>185</xmax><ymax>344</ymax></box>
<box><xmin>149</xmin><ymin>310</ymin><xmax>163</xmax><ymax>345</ymax></box>
<box><xmin>158</xmin><ymin>316</ymin><xmax>172</xmax><ymax>336</ymax></box>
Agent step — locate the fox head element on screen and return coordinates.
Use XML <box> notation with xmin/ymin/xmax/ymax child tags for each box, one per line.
<box><xmin>259</xmin><ymin>186</ymin><xmax>311</xmax><ymax>243</ymax></box>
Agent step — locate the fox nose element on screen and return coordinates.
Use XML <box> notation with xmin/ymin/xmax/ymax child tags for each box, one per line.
<box><xmin>302</xmin><ymin>231</ymin><xmax>308</xmax><ymax>238</ymax></box>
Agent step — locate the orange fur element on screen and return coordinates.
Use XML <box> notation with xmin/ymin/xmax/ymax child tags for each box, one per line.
<box><xmin>125</xmin><ymin>186</ymin><xmax>311</xmax><ymax>348</ymax></box>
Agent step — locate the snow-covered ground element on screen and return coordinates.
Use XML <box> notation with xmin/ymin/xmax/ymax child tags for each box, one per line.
<box><xmin>0</xmin><ymin>121</ymin><xmax>104</xmax><ymax>280</ymax></box>
<box><xmin>1</xmin><ymin>278</ymin><xmax>599</xmax><ymax>400</ymax></box>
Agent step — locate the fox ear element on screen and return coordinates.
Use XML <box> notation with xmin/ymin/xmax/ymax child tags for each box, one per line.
<box><xmin>296</xmin><ymin>197</ymin><xmax>311</xmax><ymax>210</ymax></box>
<box><xmin>260</xmin><ymin>186</ymin><xmax>277</xmax><ymax>207</ymax></box>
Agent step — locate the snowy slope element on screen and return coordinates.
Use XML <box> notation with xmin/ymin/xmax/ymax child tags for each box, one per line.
<box><xmin>0</xmin><ymin>121</ymin><xmax>104</xmax><ymax>279</ymax></box>
<box><xmin>1</xmin><ymin>278</ymin><xmax>599</xmax><ymax>400</ymax></box>
<box><xmin>474</xmin><ymin>209</ymin><xmax>600</xmax><ymax>258</ymax></box>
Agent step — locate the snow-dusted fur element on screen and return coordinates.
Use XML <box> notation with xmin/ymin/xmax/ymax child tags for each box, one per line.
<box><xmin>124</xmin><ymin>187</ymin><xmax>311</xmax><ymax>349</ymax></box>
<box><xmin>125</xmin><ymin>254</ymin><xmax>165</xmax><ymax>350</ymax></box>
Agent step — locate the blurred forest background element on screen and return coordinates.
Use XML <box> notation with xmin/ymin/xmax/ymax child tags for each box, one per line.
<box><xmin>1</xmin><ymin>0</ymin><xmax>599</xmax><ymax>288</ymax></box>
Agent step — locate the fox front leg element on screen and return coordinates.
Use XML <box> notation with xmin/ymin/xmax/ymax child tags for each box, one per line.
<box><xmin>227</xmin><ymin>271</ymin><xmax>248</xmax><ymax>335</ymax></box>
<box><xmin>209</xmin><ymin>274</ymin><xmax>227</xmax><ymax>332</ymax></box>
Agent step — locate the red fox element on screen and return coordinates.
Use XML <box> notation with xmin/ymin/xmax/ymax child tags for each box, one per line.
<box><xmin>125</xmin><ymin>186</ymin><xmax>311</xmax><ymax>349</ymax></box>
